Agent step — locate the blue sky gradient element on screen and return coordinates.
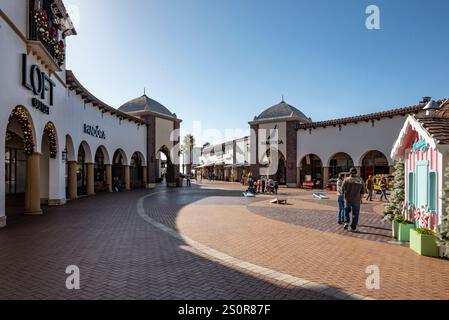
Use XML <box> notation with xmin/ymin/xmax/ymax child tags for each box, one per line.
<box><xmin>65</xmin><ymin>0</ymin><xmax>449</xmax><ymax>145</ymax></box>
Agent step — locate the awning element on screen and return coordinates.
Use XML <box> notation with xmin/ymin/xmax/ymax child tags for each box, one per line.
<box><xmin>194</xmin><ymin>164</ymin><xmax>214</xmax><ymax>169</ymax></box>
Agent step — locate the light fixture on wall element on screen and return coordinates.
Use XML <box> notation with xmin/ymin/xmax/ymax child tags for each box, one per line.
<box><xmin>62</xmin><ymin>147</ymin><xmax>68</xmax><ymax>162</ymax></box>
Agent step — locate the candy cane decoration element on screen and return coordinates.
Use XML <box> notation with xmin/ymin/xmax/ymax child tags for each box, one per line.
<box><xmin>414</xmin><ymin>207</ymin><xmax>421</xmax><ymax>223</ymax></box>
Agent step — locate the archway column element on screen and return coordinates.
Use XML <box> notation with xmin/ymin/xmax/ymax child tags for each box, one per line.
<box><xmin>142</xmin><ymin>166</ymin><xmax>148</xmax><ymax>187</ymax></box>
<box><xmin>25</xmin><ymin>152</ymin><xmax>42</xmax><ymax>215</ymax></box>
<box><xmin>323</xmin><ymin>166</ymin><xmax>330</xmax><ymax>189</ymax></box>
<box><xmin>124</xmin><ymin>165</ymin><xmax>131</xmax><ymax>190</ymax></box>
<box><xmin>389</xmin><ymin>165</ymin><xmax>395</xmax><ymax>174</ymax></box>
<box><xmin>355</xmin><ymin>166</ymin><xmax>362</xmax><ymax>177</ymax></box>
<box><xmin>106</xmin><ymin>164</ymin><xmax>113</xmax><ymax>193</ymax></box>
<box><xmin>87</xmin><ymin>163</ymin><xmax>95</xmax><ymax>196</ymax></box>
<box><xmin>68</xmin><ymin>161</ymin><xmax>78</xmax><ymax>200</ymax></box>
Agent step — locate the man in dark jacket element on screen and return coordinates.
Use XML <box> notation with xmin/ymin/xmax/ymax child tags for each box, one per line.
<box><xmin>342</xmin><ymin>167</ymin><xmax>367</xmax><ymax>232</ymax></box>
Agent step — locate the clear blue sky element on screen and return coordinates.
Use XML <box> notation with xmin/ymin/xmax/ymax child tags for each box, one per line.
<box><xmin>65</xmin><ymin>0</ymin><xmax>449</xmax><ymax>145</ymax></box>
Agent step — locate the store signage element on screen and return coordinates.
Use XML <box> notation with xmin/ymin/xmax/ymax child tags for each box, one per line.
<box><xmin>84</xmin><ymin>124</ymin><xmax>106</xmax><ymax>140</ymax></box>
<box><xmin>412</xmin><ymin>138</ymin><xmax>427</xmax><ymax>153</ymax></box>
<box><xmin>21</xmin><ymin>54</ymin><xmax>56</xmax><ymax>113</ymax></box>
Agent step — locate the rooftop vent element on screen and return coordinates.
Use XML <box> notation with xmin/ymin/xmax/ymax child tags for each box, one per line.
<box><xmin>423</xmin><ymin>100</ymin><xmax>440</xmax><ymax>116</ymax></box>
<box><xmin>421</xmin><ymin>96</ymin><xmax>432</xmax><ymax>104</ymax></box>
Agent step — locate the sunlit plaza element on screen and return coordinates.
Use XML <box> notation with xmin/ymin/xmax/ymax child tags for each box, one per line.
<box><xmin>1</xmin><ymin>0</ymin><xmax>449</xmax><ymax>304</ymax></box>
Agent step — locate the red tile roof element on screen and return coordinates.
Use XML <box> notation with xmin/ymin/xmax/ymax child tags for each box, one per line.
<box><xmin>295</xmin><ymin>100</ymin><xmax>447</xmax><ymax>130</ymax></box>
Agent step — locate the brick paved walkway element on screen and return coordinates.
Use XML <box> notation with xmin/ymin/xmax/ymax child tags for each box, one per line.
<box><xmin>1</xmin><ymin>182</ymin><xmax>448</xmax><ymax>300</ymax></box>
<box><xmin>0</xmin><ymin>187</ymin><xmax>333</xmax><ymax>300</ymax></box>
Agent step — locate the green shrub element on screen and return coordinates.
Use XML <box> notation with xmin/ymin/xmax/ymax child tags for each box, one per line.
<box><xmin>416</xmin><ymin>228</ymin><xmax>435</xmax><ymax>236</ymax></box>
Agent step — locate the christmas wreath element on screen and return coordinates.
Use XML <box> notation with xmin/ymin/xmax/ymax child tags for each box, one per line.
<box><xmin>9</xmin><ymin>107</ymin><xmax>35</xmax><ymax>156</ymax></box>
<box><xmin>44</xmin><ymin>122</ymin><xmax>58</xmax><ymax>159</ymax></box>
<box><xmin>33</xmin><ymin>9</ymin><xmax>65</xmax><ymax>66</ymax></box>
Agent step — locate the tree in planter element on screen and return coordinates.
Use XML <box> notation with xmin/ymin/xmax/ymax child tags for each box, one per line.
<box><xmin>437</xmin><ymin>165</ymin><xmax>449</xmax><ymax>258</ymax></box>
<box><xmin>383</xmin><ymin>161</ymin><xmax>405</xmax><ymax>222</ymax></box>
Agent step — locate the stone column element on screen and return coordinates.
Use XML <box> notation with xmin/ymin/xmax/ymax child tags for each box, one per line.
<box><xmin>25</xmin><ymin>152</ymin><xmax>42</xmax><ymax>215</ymax></box>
<box><xmin>323</xmin><ymin>166</ymin><xmax>330</xmax><ymax>190</ymax></box>
<box><xmin>68</xmin><ymin>161</ymin><xmax>78</xmax><ymax>200</ymax></box>
<box><xmin>124</xmin><ymin>165</ymin><xmax>131</xmax><ymax>190</ymax></box>
<box><xmin>87</xmin><ymin>163</ymin><xmax>95</xmax><ymax>196</ymax></box>
<box><xmin>0</xmin><ymin>216</ymin><xmax>6</xmax><ymax>228</ymax></box>
<box><xmin>142</xmin><ymin>166</ymin><xmax>148</xmax><ymax>187</ymax></box>
<box><xmin>286</xmin><ymin>121</ymin><xmax>298</xmax><ymax>188</ymax></box>
<box><xmin>106</xmin><ymin>164</ymin><xmax>113</xmax><ymax>193</ymax></box>
<box><xmin>355</xmin><ymin>166</ymin><xmax>362</xmax><ymax>177</ymax></box>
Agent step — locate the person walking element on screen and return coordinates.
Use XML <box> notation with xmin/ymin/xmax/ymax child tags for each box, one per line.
<box><xmin>186</xmin><ymin>172</ymin><xmax>192</xmax><ymax>187</ymax></box>
<box><xmin>342</xmin><ymin>167</ymin><xmax>367</xmax><ymax>232</ymax></box>
<box><xmin>336</xmin><ymin>173</ymin><xmax>346</xmax><ymax>225</ymax></box>
<box><xmin>380</xmin><ymin>178</ymin><xmax>389</xmax><ymax>202</ymax></box>
<box><xmin>261</xmin><ymin>176</ymin><xmax>266</xmax><ymax>194</ymax></box>
<box><xmin>365</xmin><ymin>175</ymin><xmax>374</xmax><ymax>201</ymax></box>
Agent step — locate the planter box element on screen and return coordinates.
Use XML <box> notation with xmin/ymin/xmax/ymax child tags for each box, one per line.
<box><xmin>392</xmin><ymin>220</ymin><xmax>400</xmax><ymax>239</ymax></box>
<box><xmin>398</xmin><ymin>223</ymin><xmax>415</xmax><ymax>242</ymax></box>
<box><xmin>409</xmin><ymin>229</ymin><xmax>439</xmax><ymax>257</ymax></box>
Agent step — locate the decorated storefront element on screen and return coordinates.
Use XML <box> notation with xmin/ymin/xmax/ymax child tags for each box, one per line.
<box><xmin>391</xmin><ymin>100</ymin><xmax>449</xmax><ymax>233</ymax></box>
<box><xmin>0</xmin><ymin>0</ymin><xmax>180</xmax><ymax>228</ymax></box>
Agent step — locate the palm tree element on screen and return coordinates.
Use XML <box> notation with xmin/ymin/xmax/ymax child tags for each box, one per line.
<box><xmin>182</xmin><ymin>134</ymin><xmax>196</xmax><ymax>173</ymax></box>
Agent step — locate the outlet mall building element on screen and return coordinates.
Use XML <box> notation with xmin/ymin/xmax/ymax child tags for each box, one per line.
<box><xmin>199</xmin><ymin>98</ymin><xmax>448</xmax><ymax>189</ymax></box>
<box><xmin>0</xmin><ymin>0</ymin><xmax>181</xmax><ymax>228</ymax></box>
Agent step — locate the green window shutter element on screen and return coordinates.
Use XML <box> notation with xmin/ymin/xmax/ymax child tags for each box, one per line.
<box><xmin>408</xmin><ymin>172</ymin><xmax>414</xmax><ymax>204</ymax></box>
<box><xmin>429</xmin><ymin>172</ymin><xmax>437</xmax><ymax>211</ymax></box>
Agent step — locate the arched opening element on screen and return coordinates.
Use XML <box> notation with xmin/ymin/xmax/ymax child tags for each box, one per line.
<box><xmin>77</xmin><ymin>144</ymin><xmax>88</xmax><ymax>196</ymax></box>
<box><xmin>360</xmin><ymin>150</ymin><xmax>389</xmax><ymax>179</ymax></box>
<box><xmin>112</xmin><ymin>149</ymin><xmax>127</xmax><ymax>186</ymax></box>
<box><xmin>157</xmin><ymin>146</ymin><xmax>176</xmax><ymax>186</ymax></box>
<box><xmin>40</xmin><ymin>122</ymin><xmax>58</xmax><ymax>205</ymax></box>
<box><xmin>64</xmin><ymin>135</ymin><xmax>76</xmax><ymax>200</ymax></box>
<box><xmin>94</xmin><ymin>146</ymin><xmax>109</xmax><ymax>193</ymax></box>
<box><xmin>130</xmin><ymin>152</ymin><xmax>144</xmax><ymax>188</ymax></box>
<box><xmin>300</xmin><ymin>154</ymin><xmax>323</xmax><ymax>188</ymax></box>
<box><xmin>329</xmin><ymin>152</ymin><xmax>354</xmax><ymax>178</ymax></box>
<box><xmin>4</xmin><ymin>106</ymin><xmax>38</xmax><ymax>220</ymax></box>
<box><xmin>260</xmin><ymin>148</ymin><xmax>287</xmax><ymax>185</ymax></box>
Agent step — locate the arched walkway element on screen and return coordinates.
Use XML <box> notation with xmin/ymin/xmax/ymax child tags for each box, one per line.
<box><xmin>4</xmin><ymin>106</ymin><xmax>41</xmax><ymax>220</ymax></box>
<box><xmin>113</xmin><ymin>149</ymin><xmax>130</xmax><ymax>191</ymax></box>
<box><xmin>260</xmin><ymin>148</ymin><xmax>287</xmax><ymax>185</ymax></box>
<box><xmin>299</xmin><ymin>154</ymin><xmax>323</xmax><ymax>189</ymax></box>
<box><xmin>130</xmin><ymin>152</ymin><xmax>146</xmax><ymax>189</ymax></box>
<box><xmin>94</xmin><ymin>146</ymin><xmax>111</xmax><ymax>193</ymax></box>
<box><xmin>328</xmin><ymin>152</ymin><xmax>354</xmax><ymax>178</ymax></box>
<box><xmin>360</xmin><ymin>150</ymin><xmax>390</xmax><ymax>179</ymax></box>
<box><xmin>158</xmin><ymin>146</ymin><xmax>176</xmax><ymax>187</ymax></box>
<box><xmin>65</xmin><ymin>134</ymin><xmax>77</xmax><ymax>200</ymax></box>
<box><xmin>77</xmin><ymin>141</ymin><xmax>94</xmax><ymax>196</ymax></box>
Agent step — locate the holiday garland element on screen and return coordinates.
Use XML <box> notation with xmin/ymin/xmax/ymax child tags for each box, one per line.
<box><xmin>33</xmin><ymin>9</ymin><xmax>65</xmax><ymax>66</ymax></box>
<box><xmin>44</xmin><ymin>122</ymin><xmax>57</xmax><ymax>159</ymax></box>
<box><xmin>9</xmin><ymin>107</ymin><xmax>35</xmax><ymax>156</ymax></box>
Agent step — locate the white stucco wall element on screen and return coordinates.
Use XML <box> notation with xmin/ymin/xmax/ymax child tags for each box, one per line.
<box><xmin>0</xmin><ymin>4</ymin><xmax>147</xmax><ymax>222</ymax></box>
<box><xmin>297</xmin><ymin>117</ymin><xmax>408</xmax><ymax>167</ymax></box>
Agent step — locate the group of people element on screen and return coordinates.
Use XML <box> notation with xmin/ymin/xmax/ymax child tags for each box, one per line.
<box><xmin>336</xmin><ymin>167</ymin><xmax>367</xmax><ymax>233</ymax></box>
<box><xmin>365</xmin><ymin>175</ymin><xmax>389</xmax><ymax>202</ymax></box>
<box><xmin>245</xmin><ymin>174</ymin><xmax>279</xmax><ymax>195</ymax></box>
<box><xmin>336</xmin><ymin>169</ymin><xmax>391</xmax><ymax>232</ymax></box>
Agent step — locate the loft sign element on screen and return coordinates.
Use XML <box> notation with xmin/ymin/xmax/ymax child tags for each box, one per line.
<box><xmin>84</xmin><ymin>124</ymin><xmax>106</xmax><ymax>140</ymax></box>
<box><xmin>21</xmin><ymin>54</ymin><xmax>56</xmax><ymax>115</ymax></box>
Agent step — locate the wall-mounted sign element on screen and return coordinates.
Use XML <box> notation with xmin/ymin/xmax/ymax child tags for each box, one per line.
<box><xmin>84</xmin><ymin>124</ymin><xmax>106</xmax><ymax>140</ymax></box>
<box><xmin>31</xmin><ymin>98</ymin><xmax>50</xmax><ymax>115</ymax></box>
<box><xmin>412</xmin><ymin>138</ymin><xmax>428</xmax><ymax>153</ymax></box>
<box><xmin>21</xmin><ymin>54</ymin><xmax>56</xmax><ymax>113</ymax></box>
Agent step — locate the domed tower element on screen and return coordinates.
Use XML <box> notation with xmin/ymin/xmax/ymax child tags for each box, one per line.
<box><xmin>248</xmin><ymin>99</ymin><xmax>311</xmax><ymax>187</ymax></box>
<box><xmin>119</xmin><ymin>93</ymin><xmax>182</xmax><ymax>188</ymax></box>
